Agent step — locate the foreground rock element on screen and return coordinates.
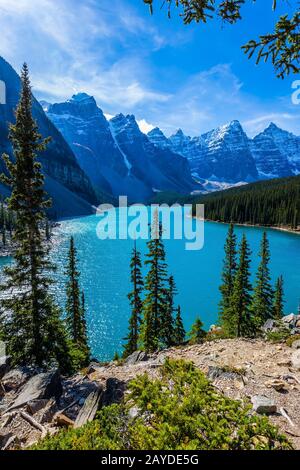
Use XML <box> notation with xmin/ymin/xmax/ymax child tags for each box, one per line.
<box><xmin>7</xmin><ymin>370</ymin><xmax>62</xmax><ymax>412</ymax></box>
<box><xmin>251</xmin><ymin>396</ymin><xmax>277</xmax><ymax>415</ymax></box>
<box><xmin>74</xmin><ymin>387</ymin><xmax>103</xmax><ymax>429</ymax></box>
<box><xmin>1</xmin><ymin>338</ymin><xmax>300</xmax><ymax>449</ymax></box>
<box><xmin>125</xmin><ymin>351</ymin><xmax>148</xmax><ymax>365</ymax></box>
<box><xmin>2</xmin><ymin>367</ymin><xmax>34</xmax><ymax>392</ymax></box>
<box><xmin>291</xmin><ymin>350</ymin><xmax>300</xmax><ymax>370</ymax></box>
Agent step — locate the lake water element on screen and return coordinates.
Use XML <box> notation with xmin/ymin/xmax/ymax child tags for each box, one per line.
<box><xmin>0</xmin><ymin>214</ymin><xmax>299</xmax><ymax>361</ymax></box>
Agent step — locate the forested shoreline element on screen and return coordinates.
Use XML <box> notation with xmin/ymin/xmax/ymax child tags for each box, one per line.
<box><xmin>193</xmin><ymin>176</ymin><xmax>300</xmax><ymax>230</ymax></box>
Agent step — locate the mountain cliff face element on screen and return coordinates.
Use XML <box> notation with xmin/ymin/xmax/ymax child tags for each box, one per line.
<box><xmin>47</xmin><ymin>97</ymin><xmax>199</xmax><ymax>202</ymax></box>
<box><xmin>0</xmin><ymin>57</ymin><xmax>96</xmax><ymax>214</ymax></box>
<box><xmin>251</xmin><ymin>123</ymin><xmax>300</xmax><ymax>177</ymax></box>
<box><xmin>110</xmin><ymin>114</ymin><xmax>198</xmax><ymax>196</ymax></box>
<box><xmin>47</xmin><ymin>93</ymin><xmax>129</xmax><ymax>199</ymax></box>
<box><xmin>148</xmin><ymin>121</ymin><xmax>300</xmax><ymax>183</ymax></box>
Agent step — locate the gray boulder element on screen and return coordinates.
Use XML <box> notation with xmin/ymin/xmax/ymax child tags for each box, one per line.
<box><xmin>125</xmin><ymin>351</ymin><xmax>149</xmax><ymax>365</ymax></box>
<box><xmin>8</xmin><ymin>369</ymin><xmax>62</xmax><ymax>411</ymax></box>
<box><xmin>251</xmin><ymin>395</ymin><xmax>277</xmax><ymax>415</ymax></box>
<box><xmin>262</xmin><ymin>319</ymin><xmax>276</xmax><ymax>333</ymax></box>
<box><xmin>291</xmin><ymin>340</ymin><xmax>300</xmax><ymax>350</ymax></box>
<box><xmin>282</xmin><ymin>314</ymin><xmax>297</xmax><ymax>327</ymax></box>
<box><xmin>291</xmin><ymin>350</ymin><xmax>300</xmax><ymax>370</ymax></box>
<box><xmin>207</xmin><ymin>366</ymin><xmax>243</xmax><ymax>381</ymax></box>
<box><xmin>1</xmin><ymin>367</ymin><xmax>33</xmax><ymax>391</ymax></box>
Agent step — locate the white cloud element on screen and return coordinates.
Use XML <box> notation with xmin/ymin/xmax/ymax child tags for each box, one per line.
<box><xmin>137</xmin><ymin>119</ymin><xmax>155</xmax><ymax>134</ymax></box>
<box><xmin>0</xmin><ymin>1</ymin><xmax>299</xmax><ymax>138</ymax></box>
<box><xmin>0</xmin><ymin>0</ymin><xmax>171</xmax><ymax>109</ymax></box>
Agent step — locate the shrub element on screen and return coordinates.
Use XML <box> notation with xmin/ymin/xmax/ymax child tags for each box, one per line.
<box><xmin>286</xmin><ymin>334</ymin><xmax>300</xmax><ymax>348</ymax></box>
<box><xmin>266</xmin><ymin>329</ymin><xmax>291</xmax><ymax>344</ymax></box>
<box><xmin>32</xmin><ymin>359</ymin><xmax>292</xmax><ymax>451</ymax></box>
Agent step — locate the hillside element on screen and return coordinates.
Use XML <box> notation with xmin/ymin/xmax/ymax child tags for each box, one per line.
<box><xmin>1</xmin><ymin>338</ymin><xmax>300</xmax><ymax>450</ymax></box>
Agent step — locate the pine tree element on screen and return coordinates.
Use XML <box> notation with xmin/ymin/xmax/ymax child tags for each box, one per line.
<box><xmin>1</xmin><ymin>225</ymin><xmax>6</xmax><ymax>247</ymax></box>
<box><xmin>188</xmin><ymin>317</ymin><xmax>206</xmax><ymax>344</ymax></box>
<box><xmin>251</xmin><ymin>232</ymin><xmax>274</xmax><ymax>328</ymax></box>
<box><xmin>161</xmin><ymin>276</ymin><xmax>176</xmax><ymax>348</ymax></box>
<box><xmin>65</xmin><ymin>237</ymin><xmax>90</xmax><ymax>367</ymax></box>
<box><xmin>45</xmin><ymin>218</ymin><xmax>51</xmax><ymax>241</ymax></box>
<box><xmin>173</xmin><ymin>306</ymin><xmax>185</xmax><ymax>345</ymax></box>
<box><xmin>0</xmin><ymin>201</ymin><xmax>6</xmax><ymax>246</ymax></box>
<box><xmin>79</xmin><ymin>291</ymin><xmax>90</xmax><ymax>358</ymax></box>
<box><xmin>140</xmin><ymin>211</ymin><xmax>168</xmax><ymax>352</ymax></box>
<box><xmin>227</xmin><ymin>235</ymin><xmax>253</xmax><ymax>337</ymax></box>
<box><xmin>273</xmin><ymin>276</ymin><xmax>284</xmax><ymax>320</ymax></box>
<box><xmin>0</xmin><ymin>64</ymin><xmax>71</xmax><ymax>370</ymax></box>
<box><xmin>219</xmin><ymin>224</ymin><xmax>237</xmax><ymax>330</ymax></box>
<box><xmin>123</xmin><ymin>242</ymin><xmax>144</xmax><ymax>358</ymax></box>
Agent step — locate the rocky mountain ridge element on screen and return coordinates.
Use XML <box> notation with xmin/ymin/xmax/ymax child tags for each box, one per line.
<box><xmin>148</xmin><ymin>121</ymin><xmax>300</xmax><ymax>184</ymax></box>
<box><xmin>47</xmin><ymin>95</ymin><xmax>198</xmax><ymax>202</ymax></box>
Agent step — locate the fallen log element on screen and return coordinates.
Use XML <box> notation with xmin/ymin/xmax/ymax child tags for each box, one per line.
<box><xmin>74</xmin><ymin>387</ymin><xmax>103</xmax><ymax>429</ymax></box>
<box><xmin>20</xmin><ymin>411</ymin><xmax>47</xmax><ymax>435</ymax></box>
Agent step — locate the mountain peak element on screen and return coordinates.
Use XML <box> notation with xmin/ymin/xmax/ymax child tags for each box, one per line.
<box><xmin>265</xmin><ymin>122</ymin><xmax>282</xmax><ymax>133</ymax></box>
<box><xmin>227</xmin><ymin>120</ymin><xmax>243</xmax><ymax>130</ymax></box>
<box><xmin>70</xmin><ymin>93</ymin><xmax>96</xmax><ymax>105</ymax></box>
<box><xmin>148</xmin><ymin>127</ymin><xmax>165</xmax><ymax>137</ymax></box>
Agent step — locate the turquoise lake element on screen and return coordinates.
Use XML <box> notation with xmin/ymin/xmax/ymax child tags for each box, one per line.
<box><xmin>0</xmin><ymin>214</ymin><xmax>299</xmax><ymax>361</ymax></box>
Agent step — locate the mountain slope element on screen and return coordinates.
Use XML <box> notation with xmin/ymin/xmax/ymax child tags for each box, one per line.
<box><xmin>47</xmin><ymin>96</ymin><xmax>199</xmax><ymax>202</ymax></box>
<box><xmin>0</xmin><ymin>57</ymin><xmax>96</xmax><ymax>215</ymax></box>
<box><xmin>251</xmin><ymin>123</ymin><xmax>300</xmax><ymax>177</ymax></box>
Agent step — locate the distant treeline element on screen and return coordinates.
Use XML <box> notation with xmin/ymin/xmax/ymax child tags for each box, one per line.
<box><xmin>193</xmin><ymin>176</ymin><xmax>299</xmax><ymax>229</ymax></box>
<box><xmin>152</xmin><ymin>175</ymin><xmax>300</xmax><ymax>230</ymax></box>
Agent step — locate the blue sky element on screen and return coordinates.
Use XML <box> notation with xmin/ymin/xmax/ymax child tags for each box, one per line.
<box><xmin>0</xmin><ymin>0</ymin><xmax>299</xmax><ymax>136</ymax></box>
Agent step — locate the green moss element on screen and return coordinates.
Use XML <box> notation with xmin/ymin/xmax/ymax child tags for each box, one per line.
<box><xmin>32</xmin><ymin>359</ymin><xmax>292</xmax><ymax>451</ymax></box>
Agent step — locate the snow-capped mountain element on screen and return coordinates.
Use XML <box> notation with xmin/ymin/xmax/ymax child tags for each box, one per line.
<box><xmin>47</xmin><ymin>96</ymin><xmax>199</xmax><ymax>202</ymax></box>
<box><xmin>148</xmin><ymin>120</ymin><xmax>300</xmax><ymax>183</ymax></box>
<box><xmin>250</xmin><ymin>126</ymin><xmax>293</xmax><ymax>179</ymax></box>
<box><xmin>251</xmin><ymin>123</ymin><xmax>300</xmax><ymax>177</ymax></box>
<box><xmin>0</xmin><ymin>57</ymin><xmax>96</xmax><ymax>217</ymax></box>
<box><xmin>149</xmin><ymin>121</ymin><xmax>258</xmax><ymax>183</ymax></box>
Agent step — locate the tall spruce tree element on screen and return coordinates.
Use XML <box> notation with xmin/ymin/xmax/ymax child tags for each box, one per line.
<box><xmin>140</xmin><ymin>210</ymin><xmax>168</xmax><ymax>352</ymax></box>
<box><xmin>227</xmin><ymin>235</ymin><xmax>253</xmax><ymax>337</ymax></box>
<box><xmin>65</xmin><ymin>236</ymin><xmax>90</xmax><ymax>366</ymax></box>
<box><xmin>173</xmin><ymin>306</ymin><xmax>185</xmax><ymax>345</ymax></box>
<box><xmin>0</xmin><ymin>64</ymin><xmax>71</xmax><ymax>370</ymax></box>
<box><xmin>273</xmin><ymin>276</ymin><xmax>284</xmax><ymax>320</ymax></box>
<box><xmin>161</xmin><ymin>276</ymin><xmax>176</xmax><ymax>348</ymax></box>
<box><xmin>251</xmin><ymin>232</ymin><xmax>274</xmax><ymax>327</ymax></box>
<box><xmin>219</xmin><ymin>224</ymin><xmax>237</xmax><ymax>328</ymax></box>
<box><xmin>123</xmin><ymin>242</ymin><xmax>144</xmax><ymax>358</ymax></box>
